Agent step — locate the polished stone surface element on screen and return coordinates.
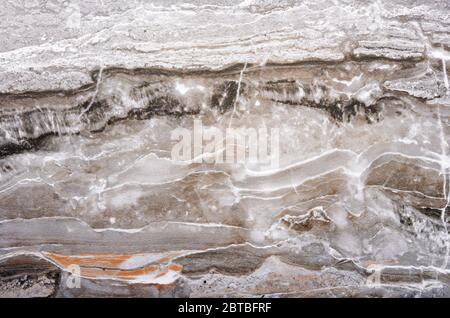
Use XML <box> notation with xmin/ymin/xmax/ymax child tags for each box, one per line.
<box><xmin>0</xmin><ymin>0</ymin><xmax>449</xmax><ymax>297</ymax></box>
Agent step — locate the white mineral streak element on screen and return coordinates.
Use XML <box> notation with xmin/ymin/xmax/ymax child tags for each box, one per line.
<box><xmin>0</xmin><ymin>0</ymin><xmax>450</xmax><ymax>298</ymax></box>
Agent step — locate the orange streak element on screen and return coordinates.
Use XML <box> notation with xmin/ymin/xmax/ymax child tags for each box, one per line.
<box><xmin>43</xmin><ymin>252</ymin><xmax>183</xmax><ymax>282</ymax></box>
<box><xmin>44</xmin><ymin>252</ymin><xmax>131</xmax><ymax>268</ymax></box>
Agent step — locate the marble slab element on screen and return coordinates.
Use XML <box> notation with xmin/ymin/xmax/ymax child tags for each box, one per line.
<box><xmin>0</xmin><ymin>0</ymin><xmax>449</xmax><ymax>297</ymax></box>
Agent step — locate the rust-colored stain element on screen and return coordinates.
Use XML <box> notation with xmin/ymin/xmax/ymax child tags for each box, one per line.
<box><xmin>43</xmin><ymin>252</ymin><xmax>183</xmax><ymax>284</ymax></box>
<box><xmin>44</xmin><ymin>253</ymin><xmax>131</xmax><ymax>268</ymax></box>
<box><xmin>168</xmin><ymin>263</ymin><xmax>182</xmax><ymax>271</ymax></box>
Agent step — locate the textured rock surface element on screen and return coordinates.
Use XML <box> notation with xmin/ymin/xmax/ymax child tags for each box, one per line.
<box><xmin>0</xmin><ymin>0</ymin><xmax>449</xmax><ymax>297</ymax></box>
